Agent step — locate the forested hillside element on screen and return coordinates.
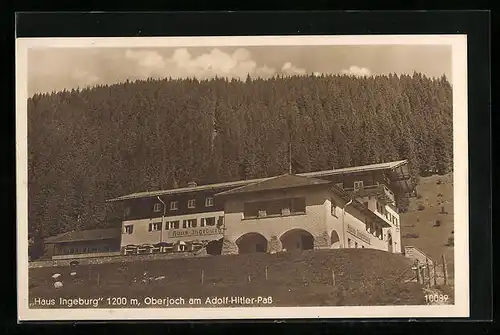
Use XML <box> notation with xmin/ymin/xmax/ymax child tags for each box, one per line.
<box><xmin>27</xmin><ymin>73</ymin><xmax>453</xmax><ymax>245</ymax></box>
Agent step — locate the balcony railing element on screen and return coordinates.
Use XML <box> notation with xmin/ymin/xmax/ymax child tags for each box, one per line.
<box><xmin>344</xmin><ymin>184</ymin><xmax>396</xmax><ymax>203</ymax></box>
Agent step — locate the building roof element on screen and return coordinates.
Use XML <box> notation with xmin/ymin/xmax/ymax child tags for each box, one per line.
<box><xmin>106</xmin><ymin>159</ymin><xmax>412</xmax><ymax>202</ymax></box>
<box><xmin>298</xmin><ymin>159</ymin><xmax>408</xmax><ymax>178</ymax></box>
<box><xmin>106</xmin><ymin>176</ymin><xmax>272</xmax><ymax>202</ymax></box>
<box><xmin>215</xmin><ymin>174</ymin><xmax>332</xmax><ymax>197</ymax></box>
<box><xmin>44</xmin><ymin>228</ymin><xmax>121</xmax><ymax>244</ymax></box>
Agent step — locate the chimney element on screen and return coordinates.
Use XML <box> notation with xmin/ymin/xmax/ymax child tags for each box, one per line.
<box><xmin>187</xmin><ymin>181</ymin><xmax>197</xmax><ymax>188</ymax></box>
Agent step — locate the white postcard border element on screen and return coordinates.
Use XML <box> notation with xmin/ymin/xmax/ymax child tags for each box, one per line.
<box><xmin>16</xmin><ymin>34</ymin><xmax>469</xmax><ymax>321</ymax></box>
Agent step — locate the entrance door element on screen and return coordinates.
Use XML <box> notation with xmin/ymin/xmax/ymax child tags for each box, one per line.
<box><xmin>387</xmin><ymin>232</ymin><xmax>393</xmax><ymax>252</ymax></box>
<box><xmin>255</xmin><ymin>243</ymin><xmax>266</xmax><ymax>253</ymax></box>
<box><xmin>301</xmin><ymin>235</ymin><xmax>314</xmax><ymax>250</ymax></box>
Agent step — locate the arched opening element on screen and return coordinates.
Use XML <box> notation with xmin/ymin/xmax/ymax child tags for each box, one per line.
<box><xmin>330</xmin><ymin>230</ymin><xmax>341</xmax><ymax>249</ymax></box>
<box><xmin>236</xmin><ymin>233</ymin><xmax>268</xmax><ymax>254</ymax></box>
<box><xmin>280</xmin><ymin>229</ymin><xmax>315</xmax><ymax>251</ymax></box>
<box><xmin>206</xmin><ymin>239</ymin><xmax>223</xmax><ymax>255</ymax></box>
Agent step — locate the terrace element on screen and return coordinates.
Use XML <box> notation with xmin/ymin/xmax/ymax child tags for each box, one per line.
<box><xmin>345</xmin><ymin>184</ymin><xmax>396</xmax><ymax>205</ymax></box>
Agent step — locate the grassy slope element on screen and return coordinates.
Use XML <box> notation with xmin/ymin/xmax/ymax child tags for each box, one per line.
<box><xmin>29</xmin><ymin>175</ymin><xmax>455</xmax><ymax>308</ymax></box>
<box><xmin>400</xmin><ymin>172</ymin><xmax>455</xmax><ymax>281</ymax></box>
<box><xmin>29</xmin><ymin>249</ymin><xmax>426</xmax><ymax>307</ymax></box>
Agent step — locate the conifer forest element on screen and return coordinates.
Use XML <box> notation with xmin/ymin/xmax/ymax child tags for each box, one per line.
<box><xmin>27</xmin><ymin>73</ymin><xmax>453</xmax><ymax>242</ymax></box>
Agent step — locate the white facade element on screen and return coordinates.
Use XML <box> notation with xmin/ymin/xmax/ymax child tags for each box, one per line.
<box><xmin>120</xmin><ymin>210</ymin><xmax>225</xmax><ymax>249</ymax></box>
<box><xmin>221</xmin><ymin>185</ymin><xmax>395</xmax><ymax>254</ymax></box>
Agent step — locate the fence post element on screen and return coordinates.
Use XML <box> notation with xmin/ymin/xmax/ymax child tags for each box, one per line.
<box><xmin>265</xmin><ymin>266</ymin><xmax>268</xmax><ymax>281</ymax></box>
<box><xmin>433</xmin><ymin>261</ymin><xmax>438</xmax><ymax>287</ymax></box>
<box><xmin>201</xmin><ymin>269</ymin><xmax>204</xmax><ymax>284</ymax></box>
<box><xmin>332</xmin><ymin>270</ymin><xmax>336</xmax><ymax>286</ymax></box>
<box><xmin>415</xmin><ymin>262</ymin><xmax>421</xmax><ymax>284</ymax></box>
<box><xmin>425</xmin><ymin>258</ymin><xmax>430</xmax><ymax>287</ymax></box>
<box><xmin>442</xmin><ymin>254</ymin><xmax>448</xmax><ymax>285</ymax></box>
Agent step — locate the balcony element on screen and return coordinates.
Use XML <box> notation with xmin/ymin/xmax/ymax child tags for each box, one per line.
<box><xmin>344</xmin><ymin>184</ymin><xmax>396</xmax><ymax>205</ymax></box>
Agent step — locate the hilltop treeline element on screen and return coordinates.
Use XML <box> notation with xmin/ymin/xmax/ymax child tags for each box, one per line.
<box><xmin>28</xmin><ymin>73</ymin><xmax>452</xmax><ymax>245</ymax></box>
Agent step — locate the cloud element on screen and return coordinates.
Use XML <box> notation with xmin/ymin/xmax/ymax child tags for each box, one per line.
<box><xmin>281</xmin><ymin>62</ymin><xmax>306</xmax><ymax>76</ymax></box>
<box><xmin>28</xmin><ymin>47</ymin><xmax>312</xmax><ymax>95</ymax></box>
<box><xmin>340</xmin><ymin>65</ymin><xmax>372</xmax><ymax>77</ymax></box>
<box><xmin>125</xmin><ymin>47</ymin><xmax>277</xmax><ymax>80</ymax></box>
<box><xmin>71</xmin><ymin>68</ymin><xmax>100</xmax><ymax>88</ymax></box>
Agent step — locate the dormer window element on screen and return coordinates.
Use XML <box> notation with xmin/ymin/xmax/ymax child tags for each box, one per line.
<box><xmin>170</xmin><ymin>201</ymin><xmax>178</xmax><ymax>211</ymax></box>
<box><xmin>153</xmin><ymin>203</ymin><xmax>162</xmax><ymax>212</ymax></box>
<box><xmin>205</xmin><ymin>197</ymin><xmax>214</xmax><ymax>207</ymax></box>
<box><xmin>188</xmin><ymin>199</ymin><xmax>196</xmax><ymax>209</ymax></box>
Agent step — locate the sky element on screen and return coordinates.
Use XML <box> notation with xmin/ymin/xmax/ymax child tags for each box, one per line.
<box><xmin>27</xmin><ymin>45</ymin><xmax>452</xmax><ymax>96</ymax></box>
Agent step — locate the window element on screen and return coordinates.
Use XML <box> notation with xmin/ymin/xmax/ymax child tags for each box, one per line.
<box><xmin>354</xmin><ymin>181</ymin><xmax>364</xmax><ymax>191</ymax></box>
<box><xmin>170</xmin><ymin>201</ymin><xmax>178</xmax><ymax>211</ymax></box>
<box><xmin>243</xmin><ymin>198</ymin><xmax>306</xmax><ymax>219</ymax></box>
<box><xmin>362</xmin><ymin>245</ymin><xmax>365</xmax><ymax>248</ymax></box>
<box><xmin>347</xmin><ymin>238</ymin><xmax>352</xmax><ymax>248</ymax></box>
<box><xmin>205</xmin><ymin>197</ymin><xmax>214</xmax><ymax>207</ymax></box>
<box><xmin>148</xmin><ymin>222</ymin><xmax>162</xmax><ymax>232</ymax></box>
<box><xmin>183</xmin><ymin>219</ymin><xmax>197</xmax><ymax>228</ymax></box>
<box><xmin>331</xmin><ymin>198</ymin><xmax>337</xmax><ymax>217</ymax></box>
<box><xmin>124</xmin><ymin>225</ymin><xmax>133</xmax><ymax>234</ymax></box>
<box><xmin>201</xmin><ymin>217</ymin><xmax>216</xmax><ymax>227</ymax></box>
<box><xmin>188</xmin><ymin>199</ymin><xmax>196</xmax><ymax>209</ymax></box>
<box><xmin>394</xmin><ymin>218</ymin><xmax>399</xmax><ymax>227</ymax></box>
<box><xmin>153</xmin><ymin>203</ymin><xmax>162</xmax><ymax>212</ymax></box>
<box><xmin>266</xmin><ymin>199</ymin><xmax>286</xmax><ymax>216</ymax></box>
<box><xmin>124</xmin><ymin>207</ymin><xmax>131</xmax><ymax>217</ymax></box>
<box><xmin>166</xmin><ymin>220</ymin><xmax>179</xmax><ymax>230</ymax></box>
<box><xmin>217</xmin><ymin>216</ymin><xmax>224</xmax><ymax>227</ymax></box>
<box><xmin>355</xmin><ymin>242</ymin><xmax>358</xmax><ymax>248</ymax></box>
<box><xmin>291</xmin><ymin>198</ymin><xmax>306</xmax><ymax>214</ymax></box>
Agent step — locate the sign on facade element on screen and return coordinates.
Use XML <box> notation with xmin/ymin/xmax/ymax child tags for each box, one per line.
<box><xmin>167</xmin><ymin>227</ymin><xmax>224</xmax><ymax>239</ymax></box>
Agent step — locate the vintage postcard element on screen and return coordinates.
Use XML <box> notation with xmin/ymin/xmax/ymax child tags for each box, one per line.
<box><xmin>16</xmin><ymin>35</ymin><xmax>469</xmax><ymax>321</ymax></box>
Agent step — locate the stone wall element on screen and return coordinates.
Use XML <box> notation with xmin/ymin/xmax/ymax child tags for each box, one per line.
<box><xmin>268</xmin><ymin>235</ymin><xmax>283</xmax><ymax>253</ymax></box>
<box><xmin>29</xmin><ymin>251</ymin><xmax>208</xmax><ymax>269</ymax></box>
<box><xmin>221</xmin><ymin>238</ymin><xmax>238</xmax><ymax>255</ymax></box>
<box><xmin>313</xmin><ymin>231</ymin><xmax>331</xmax><ymax>249</ymax></box>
